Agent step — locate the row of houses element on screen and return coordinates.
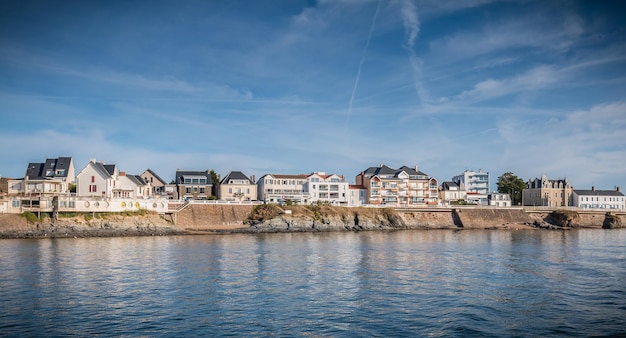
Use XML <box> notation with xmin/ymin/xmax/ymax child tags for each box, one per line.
<box><xmin>1</xmin><ymin>157</ymin><xmax>624</xmax><ymax>210</ymax></box>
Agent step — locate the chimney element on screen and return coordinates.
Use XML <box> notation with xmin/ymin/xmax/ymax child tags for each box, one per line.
<box><xmin>617</xmin><ymin>186</ymin><xmax>620</xmax><ymax>192</ymax></box>
<box><xmin>415</xmin><ymin>165</ymin><xmax>419</xmax><ymax>172</ymax></box>
<box><xmin>120</xmin><ymin>172</ymin><xmax>126</xmax><ymax>176</ymax></box>
<box><xmin>591</xmin><ymin>186</ymin><xmax>595</xmax><ymax>191</ymax></box>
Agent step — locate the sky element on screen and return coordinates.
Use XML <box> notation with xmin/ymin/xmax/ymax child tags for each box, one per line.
<box><xmin>1</xmin><ymin>0</ymin><xmax>625</xmax><ymax>191</ymax></box>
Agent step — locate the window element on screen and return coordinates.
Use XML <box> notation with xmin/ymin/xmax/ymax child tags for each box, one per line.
<box><xmin>91</xmin><ymin>176</ymin><xmax>95</xmax><ymax>183</ymax></box>
<box><xmin>200</xmin><ymin>188</ymin><xmax>205</xmax><ymax>193</ymax></box>
<box><xmin>186</xmin><ymin>187</ymin><xmax>191</xmax><ymax>193</ymax></box>
<box><xmin>89</xmin><ymin>185</ymin><xmax>97</xmax><ymax>192</ymax></box>
<box><xmin>229</xmin><ymin>188</ymin><xmax>233</xmax><ymax>193</ymax></box>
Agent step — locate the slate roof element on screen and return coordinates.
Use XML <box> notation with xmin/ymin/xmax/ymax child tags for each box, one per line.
<box><xmin>573</xmin><ymin>189</ymin><xmax>623</xmax><ymax>197</ymax></box>
<box><xmin>175</xmin><ymin>170</ymin><xmax>213</xmax><ymax>185</ymax></box>
<box><xmin>441</xmin><ymin>181</ymin><xmax>460</xmax><ymax>190</ymax></box>
<box><xmin>24</xmin><ymin>157</ymin><xmax>72</xmax><ymax>179</ymax></box>
<box><xmin>267</xmin><ymin>174</ymin><xmax>308</xmax><ymax>179</ymax></box>
<box><xmin>127</xmin><ymin>175</ymin><xmax>147</xmax><ymax>186</ymax></box>
<box><xmin>361</xmin><ymin>164</ymin><xmax>430</xmax><ymax>179</ymax></box>
<box><xmin>220</xmin><ymin>171</ymin><xmax>253</xmax><ymax>185</ymax></box>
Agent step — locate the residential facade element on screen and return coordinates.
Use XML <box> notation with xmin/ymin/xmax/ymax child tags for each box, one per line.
<box><xmin>438</xmin><ymin>181</ymin><xmax>467</xmax><ymax>205</ymax></box>
<box><xmin>355</xmin><ymin>165</ymin><xmax>439</xmax><ymax>206</ymax></box>
<box><xmin>175</xmin><ymin>170</ymin><xmax>213</xmax><ymax>200</ymax></box>
<box><xmin>348</xmin><ymin>185</ymin><xmax>367</xmax><ymax>207</ymax></box>
<box><xmin>488</xmin><ymin>193</ymin><xmax>512</xmax><ymax>207</ymax></box>
<box><xmin>141</xmin><ymin>169</ymin><xmax>169</xmax><ymax>196</ymax></box>
<box><xmin>523</xmin><ymin>175</ymin><xmax>573</xmax><ymax>207</ymax></box>
<box><xmin>451</xmin><ymin>169</ymin><xmax>489</xmax><ymax>205</ymax></box>
<box><xmin>304</xmin><ymin>172</ymin><xmax>349</xmax><ymax>205</ymax></box>
<box><xmin>257</xmin><ymin>174</ymin><xmax>309</xmax><ymax>204</ymax></box>
<box><xmin>571</xmin><ymin>187</ymin><xmax>624</xmax><ymax>209</ymax></box>
<box><xmin>77</xmin><ymin>159</ymin><xmax>149</xmax><ymax>199</ymax></box>
<box><xmin>17</xmin><ymin>157</ymin><xmax>75</xmax><ymax>196</ymax></box>
<box><xmin>219</xmin><ymin>171</ymin><xmax>257</xmax><ymax>201</ymax></box>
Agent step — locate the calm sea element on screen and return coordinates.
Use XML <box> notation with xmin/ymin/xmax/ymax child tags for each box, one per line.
<box><xmin>1</xmin><ymin>229</ymin><xmax>625</xmax><ymax>337</ymax></box>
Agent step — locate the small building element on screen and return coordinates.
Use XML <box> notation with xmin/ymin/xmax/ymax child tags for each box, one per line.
<box><xmin>219</xmin><ymin>171</ymin><xmax>257</xmax><ymax>201</ymax></box>
<box><xmin>488</xmin><ymin>193</ymin><xmax>512</xmax><ymax>207</ymax></box>
<box><xmin>141</xmin><ymin>169</ymin><xmax>169</xmax><ymax>196</ymax></box>
<box><xmin>439</xmin><ymin>181</ymin><xmax>466</xmax><ymax>205</ymax></box>
<box><xmin>348</xmin><ymin>185</ymin><xmax>367</xmax><ymax>207</ymax></box>
<box><xmin>571</xmin><ymin>187</ymin><xmax>624</xmax><ymax>210</ymax></box>
<box><xmin>17</xmin><ymin>157</ymin><xmax>75</xmax><ymax>196</ymax></box>
<box><xmin>175</xmin><ymin>170</ymin><xmax>214</xmax><ymax>200</ymax></box>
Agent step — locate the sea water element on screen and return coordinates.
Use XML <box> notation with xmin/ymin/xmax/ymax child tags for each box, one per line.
<box><xmin>1</xmin><ymin>229</ymin><xmax>625</xmax><ymax>337</ymax></box>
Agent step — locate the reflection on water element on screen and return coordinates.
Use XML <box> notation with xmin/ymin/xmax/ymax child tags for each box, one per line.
<box><xmin>1</xmin><ymin>230</ymin><xmax>625</xmax><ymax>336</ymax></box>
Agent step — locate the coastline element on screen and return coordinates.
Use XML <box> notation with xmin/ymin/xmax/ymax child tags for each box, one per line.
<box><xmin>2</xmin><ymin>205</ymin><xmax>622</xmax><ymax>239</ymax></box>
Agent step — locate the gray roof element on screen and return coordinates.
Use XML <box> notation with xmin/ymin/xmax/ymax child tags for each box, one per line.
<box><xmin>220</xmin><ymin>171</ymin><xmax>253</xmax><ymax>185</ymax></box>
<box><xmin>362</xmin><ymin>164</ymin><xmax>430</xmax><ymax>179</ymax></box>
<box><xmin>24</xmin><ymin>157</ymin><xmax>72</xmax><ymax>179</ymax></box>
<box><xmin>175</xmin><ymin>170</ymin><xmax>213</xmax><ymax>185</ymax></box>
<box><xmin>91</xmin><ymin>162</ymin><xmax>115</xmax><ymax>179</ymax></box>
<box><xmin>441</xmin><ymin>181</ymin><xmax>459</xmax><ymax>190</ymax></box>
<box><xmin>573</xmin><ymin>189</ymin><xmax>623</xmax><ymax>197</ymax></box>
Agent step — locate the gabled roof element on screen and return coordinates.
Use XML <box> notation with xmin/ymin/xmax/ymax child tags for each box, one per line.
<box><xmin>127</xmin><ymin>175</ymin><xmax>147</xmax><ymax>186</ymax></box>
<box><xmin>441</xmin><ymin>181</ymin><xmax>460</xmax><ymax>190</ymax></box>
<box><xmin>266</xmin><ymin>174</ymin><xmax>308</xmax><ymax>179</ymax></box>
<box><xmin>25</xmin><ymin>157</ymin><xmax>73</xmax><ymax>179</ymax></box>
<box><xmin>220</xmin><ymin>171</ymin><xmax>253</xmax><ymax>185</ymax></box>
<box><xmin>103</xmin><ymin>164</ymin><xmax>117</xmax><ymax>176</ymax></box>
<box><xmin>144</xmin><ymin>169</ymin><xmax>167</xmax><ymax>185</ymax></box>
<box><xmin>361</xmin><ymin>164</ymin><xmax>430</xmax><ymax>179</ymax></box>
<box><xmin>90</xmin><ymin>161</ymin><xmax>115</xmax><ymax>179</ymax></box>
<box><xmin>573</xmin><ymin>189</ymin><xmax>624</xmax><ymax>197</ymax></box>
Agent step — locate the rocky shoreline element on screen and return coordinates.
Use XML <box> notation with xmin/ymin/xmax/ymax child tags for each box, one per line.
<box><xmin>0</xmin><ymin>206</ymin><xmax>622</xmax><ymax>239</ymax></box>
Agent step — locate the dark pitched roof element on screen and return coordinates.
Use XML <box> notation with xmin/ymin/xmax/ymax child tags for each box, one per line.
<box><xmin>573</xmin><ymin>189</ymin><xmax>624</xmax><ymax>197</ymax></box>
<box><xmin>175</xmin><ymin>170</ymin><xmax>213</xmax><ymax>185</ymax></box>
<box><xmin>361</xmin><ymin>164</ymin><xmax>430</xmax><ymax>179</ymax></box>
<box><xmin>103</xmin><ymin>164</ymin><xmax>117</xmax><ymax>176</ymax></box>
<box><xmin>441</xmin><ymin>181</ymin><xmax>459</xmax><ymax>190</ymax></box>
<box><xmin>127</xmin><ymin>175</ymin><xmax>147</xmax><ymax>186</ymax></box>
<box><xmin>220</xmin><ymin>171</ymin><xmax>253</xmax><ymax>185</ymax></box>
<box><xmin>24</xmin><ymin>157</ymin><xmax>73</xmax><ymax>179</ymax></box>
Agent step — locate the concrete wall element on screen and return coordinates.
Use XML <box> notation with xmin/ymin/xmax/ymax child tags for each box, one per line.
<box><xmin>174</xmin><ymin>204</ymin><xmax>255</xmax><ymax>229</ymax></box>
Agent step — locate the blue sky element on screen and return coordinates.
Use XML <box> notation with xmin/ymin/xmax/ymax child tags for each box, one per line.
<box><xmin>1</xmin><ymin>0</ymin><xmax>625</xmax><ymax>191</ymax></box>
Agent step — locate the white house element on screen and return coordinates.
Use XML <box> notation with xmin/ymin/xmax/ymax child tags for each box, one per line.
<box><xmin>488</xmin><ymin>193</ymin><xmax>512</xmax><ymax>207</ymax></box>
<box><xmin>439</xmin><ymin>181</ymin><xmax>467</xmax><ymax>205</ymax></box>
<box><xmin>348</xmin><ymin>185</ymin><xmax>367</xmax><ymax>207</ymax></box>
<box><xmin>571</xmin><ymin>187</ymin><xmax>624</xmax><ymax>210</ymax></box>
<box><xmin>304</xmin><ymin>172</ymin><xmax>349</xmax><ymax>205</ymax></box>
<box><xmin>77</xmin><ymin>159</ymin><xmax>149</xmax><ymax>199</ymax></box>
<box><xmin>16</xmin><ymin>157</ymin><xmax>75</xmax><ymax>196</ymax></box>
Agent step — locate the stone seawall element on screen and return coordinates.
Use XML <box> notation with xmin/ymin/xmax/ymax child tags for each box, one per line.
<box><xmin>453</xmin><ymin>208</ymin><xmax>532</xmax><ymax>229</ymax></box>
<box><xmin>174</xmin><ymin>204</ymin><xmax>255</xmax><ymax>230</ymax></box>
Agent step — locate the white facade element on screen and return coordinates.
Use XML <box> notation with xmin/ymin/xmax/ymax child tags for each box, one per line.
<box><xmin>452</xmin><ymin>169</ymin><xmax>489</xmax><ymax>205</ymax></box>
<box><xmin>77</xmin><ymin>160</ymin><xmax>147</xmax><ymax>199</ymax></box>
<box><xmin>488</xmin><ymin>193</ymin><xmax>512</xmax><ymax>207</ymax></box>
<box><xmin>257</xmin><ymin>174</ymin><xmax>309</xmax><ymax>204</ymax></box>
<box><xmin>304</xmin><ymin>172</ymin><xmax>349</xmax><ymax>205</ymax></box>
<box><xmin>572</xmin><ymin>188</ymin><xmax>625</xmax><ymax>210</ymax></box>
<box><xmin>348</xmin><ymin>185</ymin><xmax>367</xmax><ymax>207</ymax></box>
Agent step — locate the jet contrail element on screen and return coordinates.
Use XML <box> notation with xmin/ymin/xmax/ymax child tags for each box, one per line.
<box><xmin>345</xmin><ymin>0</ymin><xmax>382</xmax><ymax>128</ymax></box>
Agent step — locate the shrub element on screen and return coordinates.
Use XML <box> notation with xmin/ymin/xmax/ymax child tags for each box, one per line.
<box><xmin>20</xmin><ymin>212</ymin><xmax>39</xmax><ymax>224</ymax></box>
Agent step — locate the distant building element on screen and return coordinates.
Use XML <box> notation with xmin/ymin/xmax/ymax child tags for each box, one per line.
<box><xmin>488</xmin><ymin>193</ymin><xmax>512</xmax><ymax>207</ymax></box>
<box><xmin>257</xmin><ymin>174</ymin><xmax>309</xmax><ymax>204</ymax></box>
<box><xmin>438</xmin><ymin>181</ymin><xmax>466</xmax><ymax>205</ymax></box>
<box><xmin>16</xmin><ymin>157</ymin><xmax>75</xmax><ymax>196</ymax></box>
<box><xmin>219</xmin><ymin>171</ymin><xmax>257</xmax><ymax>201</ymax></box>
<box><xmin>77</xmin><ymin>159</ymin><xmax>149</xmax><ymax>199</ymax></box>
<box><xmin>523</xmin><ymin>175</ymin><xmax>573</xmax><ymax>207</ymax></box>
<box><xmin>355</xmin><ymin>164</ymin><xmax>439</xmax><ymax>206</ymax></box>
<box><xmin>141</xmin><ymin>169</ymin><xmax>169</xmax><ymax>195</ymax></box>
<box><xmin>571</xmin><ymin>187</ymin><xmax>624</xmax><ymax>210</ymax></box>
<box><xmin>175</xmin><ymin>170</ymin><xmax>213</xmax><ymax>200</ymax></box>
<box><xmin>304</xmin><ymin>172</ymin><xmax>349</xmax><ymax>205</ymax></box>
<box><xmin>348</xmin><ymin>185</ymin><xmax>367</xmax><ymax>207</ymax></box>
<box><xmin>451</xmin><ymin>169</ymin><xmax>489</xmax><ymax>205</ymax></box>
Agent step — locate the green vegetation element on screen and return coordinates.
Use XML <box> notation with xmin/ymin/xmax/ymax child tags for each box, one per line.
<box><xmin>19</xmin><ymin>212</ymin><xmax>39</xmax><ymax>224</ymax></box>
<box><xmin>497</xmin><ymin>172</ymin><xmax>526</xmax><ymax>205</ymax></box>
<box><xmin>247</xmin><ymin>204</ymin><xmax>282</xmax><ymax>224</ymax></box>
<box><xmin>69</xmin><ymin>183</ymin><xmax>77</xmax><ymax>193</ymax></box>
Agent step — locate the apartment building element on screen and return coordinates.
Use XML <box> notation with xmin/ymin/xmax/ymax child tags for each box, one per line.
<box><xmin>452</xmin><ymin>169</ymin><xmax>489</xmax><ymax>205</ymax></box>
<box><xmin>257</xmin><ymin>174</ymin><xmax>309</xmax><ymax>204</ymax></box>
<box><xmin>304</xmin><ymin>172</ymin><xmax>349</xmax><ymax>205</ymax></box>
<box><xmin>355</xmin><ymin>164</ymin><xmax>438</xmax><ymax>206</ymax></box>
<box><xmin>571</xmin><ymin>187</ymin><xmax>624</xmax><ymax>209</ymax></box>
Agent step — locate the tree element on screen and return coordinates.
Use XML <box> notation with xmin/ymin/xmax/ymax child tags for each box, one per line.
<box><xmin>497</xmin><ymin>172</ymin><xmax>526</xmax><ymax>205</ymax></box>
<box><xmin>209</xmin><ymin>170</ymin><xmax>219</xmax><ymax>198</ymax></box>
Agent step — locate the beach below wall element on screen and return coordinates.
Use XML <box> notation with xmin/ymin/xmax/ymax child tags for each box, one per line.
<box><xmin>0</xmin><ymin>205</ymin><xmax>622</xmax><ymax>239</ymax></box>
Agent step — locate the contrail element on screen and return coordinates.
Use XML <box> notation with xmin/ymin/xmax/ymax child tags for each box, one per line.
<box><xmin>345</xmin><ymin>0</ymin><xmax>382</xmax><ymax>128</ymax></box>
<box><xmin>401</xmin><ymin>0</ymin><xmax>428</xmax><ymax>106</ymax></box>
